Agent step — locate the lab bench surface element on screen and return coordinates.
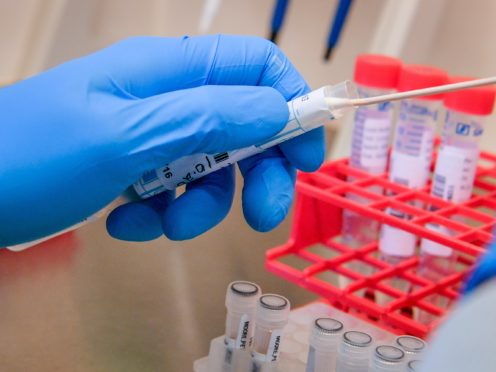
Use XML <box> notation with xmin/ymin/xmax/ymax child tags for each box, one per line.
<box><xmin>0</xmin><ymin>203</ymin><xmax>315</xmax><ymax>372</ymax></box>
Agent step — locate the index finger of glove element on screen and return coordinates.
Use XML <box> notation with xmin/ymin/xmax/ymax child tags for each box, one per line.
<box><xmin>94</xmin><ymin>35</ymin><xmax>309</xmax><ymax>100</ymax></box>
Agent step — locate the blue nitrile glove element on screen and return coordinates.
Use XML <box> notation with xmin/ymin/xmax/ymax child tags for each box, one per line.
<box><xmin>0</xmin><ymin>35</ymin><xmax>324</xmax><ymax>246</ymax></box>
<box><xmin>465</xmin><ymin>241</ymin><xmax>496</xmax><ymax>293</ymax></box>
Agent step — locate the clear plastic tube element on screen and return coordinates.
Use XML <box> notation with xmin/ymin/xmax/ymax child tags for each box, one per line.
<box><xmin>407</xmin><ymin>360</ymin><xmax>421</xmax><ymax>372</ymax></box>
<box><xmin>224</xmin><ymin>281</ymin><xmax>261</xmax><ymax>365</ymax></box>
<box><xmin>336</xmin><ymin>330</ymin><xmax>373</xmax><ymax>372</ymax></box>
<box><xmin>341</xmin><ymin>85</ymin><xmax>396</xmax><ymax>250</ymax></box>
<box><xmin>134</xmin><ymin>82</ymin><xmax>358</xmax><ymax>198</ymax></box>
<box><xmin>251</xmin><ymin>294</ymin><xmax>290</xmax><ymax>371</ymax></box>
<box><xmin>379</xmin><ymin>98</ymin><xmax>440</xmax><ymax>264</ymax></box>
<box><xmin>418</xmin><ymin>108</ymin><xmax>486</xmax><ymax>322</ymax></box>
<box><xmin>395</xmin><ymin>335</ymin><xmax>426</xmax><ymax>363</ymax></box>
<box><xmin>369</xmin><ymin>345</ymin><xmax>405</xmax><ymax>372</ymax></box>
<box><xmin>306</xmin><ymin>318</ymin><xmax>344</xmax><ymax>372</ymax></box>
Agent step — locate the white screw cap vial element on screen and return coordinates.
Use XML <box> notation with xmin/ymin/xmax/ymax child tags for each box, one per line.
<box><xmin>306</xmin><ymin>318</ymin><xmax>344</xmax><ymax>372</ymax></box>
<box><xmin>252</xmin><ymin>294</ymin><xmax>290</xmax><ymax>364</ymax></box>
<box><xmin>369</xmin><ymin>345</ymin><xmax>405</xmax><ymax>372</ymax></box>
<box><xmin>336</xmin><ymin>331</ymin><xmax>373</xmax><ymax>372</ymax></box>
<box><xmin>224</xmin><ymin>281</ymin><xmax>260</xmax><ymax>351</ymax></box>
<box><xmin>395</xmin><ymin>336</ymin><xmax>426</xmax><ymax>362</ymax></box>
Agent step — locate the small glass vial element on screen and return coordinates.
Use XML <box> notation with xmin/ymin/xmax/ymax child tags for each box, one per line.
<box><xmin>369</xmin><ymin>345</ymin><xmax>405</xmax><ymax>372</ymax></box>
<box><xmin>251</xmin><ymin>294</ymin><xmax>291</xmax><ymax>371</ymax></box>
<box><xmin>336</xmin><ymin>331</ymin><xmax>373</xmax><ymax>372</ymax></box>
<box><xmin>306</xmin><ymin>318</ymin><xmax>344</xmax><ymax>372</ymax></box>
<box><xmin>224</xmin><ymin>281</ymin><xmax>260</xmax><ymax>364</ymax></box>
<box><xmin>395</xmin><ymin>336</ymin><xmax>426</xmax><ymax>363</ymax></box>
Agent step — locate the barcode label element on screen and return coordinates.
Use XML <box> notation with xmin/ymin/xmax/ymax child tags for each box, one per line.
<box><xmin>213</xmin><ymin>152</ymin><xmax>229</xmax><ymax>164</ymax></box>
<box><xmin>433</xmin><ymin>174</ymin><xmax>454</xmax><ymax>201</ymax></box>
<box><xmin>141</xmin><ymin>170</ymin><xmax>158</xmax><ymax>184</ymax></box>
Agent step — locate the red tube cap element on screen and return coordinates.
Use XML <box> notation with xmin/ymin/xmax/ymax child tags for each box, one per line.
<box><xmin>444</xmin><ymin>76</ymin><xmax>496</xmax><ymax>116</ymax></box>
<box><xmin>397</xmin><ymin>64</ymin><xmax>449</xmax><ymax>100</ymax></box>
<box><xmin>353</xmin><ymin>54</ymin><xmax>402</xmax><ymax>89</ymax></box>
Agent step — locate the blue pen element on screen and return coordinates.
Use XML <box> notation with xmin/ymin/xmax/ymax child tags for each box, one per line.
<box><xmin>269</xmin><ymin>0</ymin><xmax>290</xmax><ymax>44</ymax></box>
<box><xmin>325</xmin><ymin>0</ymin><xmax>354</xmax><ymax>61</ymax></box>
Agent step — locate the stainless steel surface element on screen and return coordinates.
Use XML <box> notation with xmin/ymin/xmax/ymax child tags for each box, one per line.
<box><xmin>0</xmin><ymin>178</ymin><xmax>317</xmax><ymax>372</ymax></box>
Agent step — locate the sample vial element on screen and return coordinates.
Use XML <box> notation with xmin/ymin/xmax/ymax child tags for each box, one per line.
<box><xmin>395</xmin><ymin>336</ymin><xmax>426</xmax><ymax>363</ymax></box>
<box><xmin>336</xmin><ymin>330</ymin><xmax>373</xmax><ymax>372</ymax></box>
<box><xmin>379</xmin><ymin>65</ymin><xmax>448</xmax><ymax>276</ymax></box>
<box><xmin>341</xmin><ymin>54</ymin><xmax>401</xmax><ymax>251</ymax></box>
<box><xmin>251</xmin><ymin>294</ymin><xmax>291</xmax><ymax>371</ymax></box>
<box><xmin>369</xmin><ymin>345</ymin><xmax>405</xmax><ymax>372</ymax></box>
<box><xmin>407</xmin><ymin>360</ymin><xmax>421</xmax><ymax>372</ymax></box>
<box><xmin>133</xmin><ymin>82</ymin><xmax>358</xmax><ymax>198</ymax></box>
<box><xmin>224</xmin><ymin>281</ymin><xmax>261</xmax><ymax>363</ymax></box>
<box><xmin>306</xmin><ymin>318</ymin><xmax>344</xmax><ymax>372</ymax></box>
<box><xmin>418</xmin><ymin>78</ymin><xmax>496</xmax><ymax>321</ymax></box>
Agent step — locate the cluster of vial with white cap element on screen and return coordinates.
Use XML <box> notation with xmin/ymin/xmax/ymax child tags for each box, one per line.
<box><xmin>307</xmin><ymin>316</ymin><xmax>426</xmax><ymax>372</ymax></box>
<box><xmin>216</xmin><ymin>280</ymin><xmax>427</xmax><ymax>372</ymax></box>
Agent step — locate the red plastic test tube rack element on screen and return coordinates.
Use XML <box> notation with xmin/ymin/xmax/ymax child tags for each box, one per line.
<box><xmin>265</xmin><ymin>150</ymin><xmax>496</xmax><ymax>338</ymax></box>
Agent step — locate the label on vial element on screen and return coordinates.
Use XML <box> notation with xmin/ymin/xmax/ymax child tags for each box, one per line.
<box><xmin>253</xmin><ymin>329</ymin><xmax>284</xmax><ymax>362</ymax></box>
<box><xmin>432</xmin><ymin>145</ymin><xmax>479</xmax><ymax>203</ymax></box>
<box><xmin>420</xmin><ymin>224</ymin><xmax>453</xmax><ymax>257</ymax></box>
<box><xmin>351</xmin><ymin>115</ymin><xmax>391</xmax><ymax>171</ymax></box>
<box><xmin>257</xmin><ymin>86</ymin><xmax>332</xmax><ymax>150</ymax></box>
<box><xmin>134</xmin><ymin>87</ymin><xmax>333</xmax><ymax>198</ymax></box>
<box><xmin>379</xmin><ymin>223</ymin><xmax>417</xmax><ymax>257</ymax></box>
<box><xmin>235</xmin><ymin>314</ymin><xmax>251</xmax><ymax>349</ymax></box>
<box><xmin>390</xmin><ymin>127</ymin><xmax>434</xmax><ymax>189</ymax></box>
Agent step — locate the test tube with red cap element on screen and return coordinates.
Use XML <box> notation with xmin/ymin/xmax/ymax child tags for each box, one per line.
<box><xmin>342</xmin><ymin>55</ymin><xmax>402</xmax><ymax>251</ymax></box>
<box><xmin>418</xmin><ymin>77</ymin><xmax>496</xmax><ymax>322</ymax></box>
<box><xmin>378</xmin><ymin>65</ymin><xmax>448</xmax><ymax>291</ymax></box>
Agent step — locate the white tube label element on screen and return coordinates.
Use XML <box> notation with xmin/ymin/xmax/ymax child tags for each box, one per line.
<box><xmin>252</xmin><ymin>329</ymin><xmax>283</xmax><ymax>363</ymax></box>
<box><xmin>421</xmin><ymin>145</ymin><xmax>479</xmax><ymax>256</ymax></box>
<box><xmin>134</xmin><ymin>87</ymin><xmax>333</xmax><ymax>198</ymax></box>
<box><xmin>420</xmin><ymin>224</ymin><xmax>453</xmax><ymax>257</ymax></box>
<box><xmin>353</xmin><ymin>117</ymin><xmax>391</xmax><ymax>170</ymax></box>
<box><xmin>379</xmin><ymin>223</ymin><xmax>417</xmax><ymax>257</ymax></box>
<box><xmin>235</xmin><ymin>314</ymin><xmax>251</xmax><ymax>349</ymax></box>
<box><xmin>432</xmin><ymin>145</ymin><xmax>479</xmax><ymax>203</ymax></box>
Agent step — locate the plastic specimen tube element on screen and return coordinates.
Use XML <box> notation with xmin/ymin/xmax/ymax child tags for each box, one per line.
<box><xmin>407</xmin><ymin>360</ymin><xmax>421</xmax><ymax>372</ymax></box>
<box><xmin>369</xmin><ymin>345</ymin><xmax>405</xmax><ymax>372</ymax></box>
<box><xmin>306</xmin><ymin>318</ymin><xmax>344</xmax><ymax>372</ymax></box>
<box><xmin>224</xmin><ymin>281</ymin><xmax>261</xmax><ymax>363</ymax></box>
<box><xmin>395</xmin><ymin>335</ymin><xmax>426</xmax><ymax>363</ymax></box>
<box><xmin>379</xmin><ymin>65</ymin><xmax>448</xmax><ymax>268</ymax></box>
<box><xmin>341</xmin><ymin>54</ymin><xmax>401</xmax><ymax>249</ymax></box>
<box><xmin>251</xmin><ymin>294</ymin><xmax>290</xmax><ymax>370</ymax></box>
<box><xmin>133</xmin><ymin>81</ymin><xmax>359</xmax><ymax>198</ymax></box>
<box><xmin>336</xmin><ymin>330</ymin><xmax>373</xmax><ymax>372</ymax></box>
<box><xmin>418</xmin><ymin>78</ymin><xmax>496</xmax><ymax>322</ymax></box>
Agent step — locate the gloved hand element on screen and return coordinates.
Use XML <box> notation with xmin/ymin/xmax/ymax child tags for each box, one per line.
<box><xmin>0</xmin><ymin>35</ymin><xmax>324</xmax><ymax>246</ymax></box>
